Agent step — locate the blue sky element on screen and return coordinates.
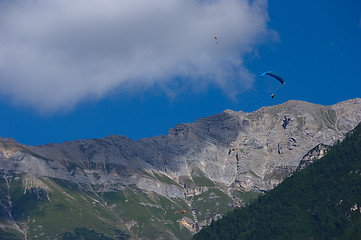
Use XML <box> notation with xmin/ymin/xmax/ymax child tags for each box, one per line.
<box><xmin>0</xmin><ymin>0</ymin><xmax>360</xmax><ymax>145</ymax></box>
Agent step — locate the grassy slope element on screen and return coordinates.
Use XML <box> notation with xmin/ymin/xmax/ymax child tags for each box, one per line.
<box><xmin>0</xmin><ymin>172</ymin><xmax>259</xmax><ymax>240</ymax></box>
<box><xmin>0</xmin><ymin>174</ymin><xmax>198</xmax><ymax>240</ymax></box>
<box><xmin>0</xmin><ymin>176</ymin><xmax>132</xmax><ymax>239</ymax></box>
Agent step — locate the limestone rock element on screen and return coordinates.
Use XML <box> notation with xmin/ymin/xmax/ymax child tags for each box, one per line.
<box><xmin>1</xmin><ymin>98</ymin><xmax>361</xmax><ymax>195</ymax></box>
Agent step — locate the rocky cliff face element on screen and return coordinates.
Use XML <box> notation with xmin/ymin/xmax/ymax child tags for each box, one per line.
<box><xmin>1</xmin><ymin>98</ymin><xmax>361</xmax><ymax>239</ymax></box>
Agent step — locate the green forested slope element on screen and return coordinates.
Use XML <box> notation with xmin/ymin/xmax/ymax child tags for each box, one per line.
<box><xmin>194</xmin><ymin>122</ymin><xmax>361</xmax><ymax>240</ymax></box>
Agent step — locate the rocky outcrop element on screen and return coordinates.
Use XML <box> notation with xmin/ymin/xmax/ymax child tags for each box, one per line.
<box><xmin>297</xmin><ymin>143</ymin><xmax>332</xmax><ymax>171</ymax></box>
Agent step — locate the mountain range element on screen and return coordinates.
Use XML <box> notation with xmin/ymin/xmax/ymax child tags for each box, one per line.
<box><xmin>0</xmin><ymin>98</ymin><xmax>361</xmax><ymax>239</ymax></box>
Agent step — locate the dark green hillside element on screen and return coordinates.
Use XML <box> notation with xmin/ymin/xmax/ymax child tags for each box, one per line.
<box><xmin>194</xmin><ymin>122</ymin><xmax>361</xmax><ymax>240</ymax></box>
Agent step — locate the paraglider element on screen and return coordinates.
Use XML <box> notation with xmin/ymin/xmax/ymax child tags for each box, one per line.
<box><xmin>182</xmin><ymin>210</ymin><xmax>187</xmax><ymax>214</ymax></box>
<box><xmin>259</xmin><ymin>71</ymin><xmax>285</xmax><ymax>99</ymax></box>
<box><xmin>213</xmin><ymin>36</ymin><xmax>218</xmax><ymax>44</ymax></box>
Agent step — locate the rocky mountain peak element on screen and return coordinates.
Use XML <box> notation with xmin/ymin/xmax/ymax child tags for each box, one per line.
<box><xmin>1</xmin><ymin>98</ymin><xmax>361</xmax><ymax>239</ymax></box>
<box><xmin>1</xmin><ymin>99</ymin><xmax>361</xmax><ymax>193</ymax></box>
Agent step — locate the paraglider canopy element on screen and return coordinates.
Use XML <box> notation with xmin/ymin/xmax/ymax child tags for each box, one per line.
<box><xmin>182</xmin><ymin>210</ymin><xmax>187</xmax><ymax>214</ymax></box>
<box><xmin>259</xmin><ymin>71</ymin><xmax>285</xmax><ymax>85</ymax></box>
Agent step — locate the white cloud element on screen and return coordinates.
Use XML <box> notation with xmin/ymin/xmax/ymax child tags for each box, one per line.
<box><xmin>0</xmin><ymin>0</ymin><xmax>273</xmax><ymax>112</ymax></box>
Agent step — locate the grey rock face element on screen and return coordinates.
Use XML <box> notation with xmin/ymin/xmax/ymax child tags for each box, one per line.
<box><xmin>297</xmin><ymin>143</ymin><xmax>332</xmax><ymax>171</ymax></box>
<box><xmin>1</xmin><ymin>98</ymin><xmax>361</xmax><ymax>195</ymax></box>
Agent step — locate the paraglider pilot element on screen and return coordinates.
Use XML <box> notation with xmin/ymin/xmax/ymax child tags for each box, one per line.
<box><xmin>271</xmin><ymin>94</ymin><xmax>275</xmax><ymax>100</ymax></box>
